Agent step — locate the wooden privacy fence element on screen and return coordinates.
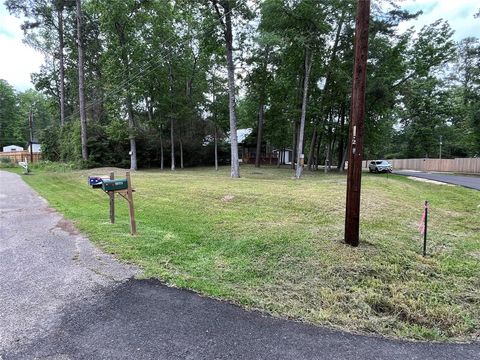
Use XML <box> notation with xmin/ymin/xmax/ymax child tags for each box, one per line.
<box><xmin>0</xmin><ymin>151</ymin><xmax>42</xmax><ymax>163</ymax></box>
<box><xmin>363</xmin><ymin>158</ymin><xmax>480</xmax><ymax>174</ymax></box>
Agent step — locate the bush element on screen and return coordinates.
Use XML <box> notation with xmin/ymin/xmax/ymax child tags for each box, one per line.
<box><xmin>30</xmin><ymin>160</ymin><xmax>77</xmax><ymax>172</ymax></box>
<box><xmin>40</xmin><ymin>122</ymin><xmax>82</xmax><ymax>163</ymax></box>
<box><xmin>37</xmin><ymin>120</ymin><xmax>230</xmax><ymax>170</ymax></box>
<box><xmin>0</xmin><ymin>157</ymin><xmax>15</xmax><ymax>168</ymax></box>
<box><xmin>39</xmin><ymin>126</ymin><xmax>60</xmax><ymax>161</ymax></box>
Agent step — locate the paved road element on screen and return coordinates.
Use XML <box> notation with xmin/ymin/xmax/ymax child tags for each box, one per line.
<box><xmin>394</xmin><ymin>170</ymin><xmax>480</xmax><ymax>190</ymax></box>
<box><xmin>1</xmin><ymin>170</ymin><xmax>479</xmax><ymax>359</ymax></box>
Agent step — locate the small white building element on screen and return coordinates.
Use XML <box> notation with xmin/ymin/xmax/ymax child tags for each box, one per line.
<box><xmin>2</xmin><ymin>145</ymin><xmax>24</xmax><ymax>152</ymax></box>
<box><xmin>27</xmin><ymin>142</ymin><xmax>42</xmax><ymax>153</ymax></box>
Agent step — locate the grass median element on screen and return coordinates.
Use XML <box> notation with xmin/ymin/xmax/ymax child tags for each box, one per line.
<box><xmin>16</xmin><ymin>165</ymin><xmax>480</xmax><ymax>342</ymax></box>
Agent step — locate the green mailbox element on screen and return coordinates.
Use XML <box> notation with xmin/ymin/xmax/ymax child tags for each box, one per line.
<box><xmin>102</xmin><ymin>178</ymin><xmax>128</xmax><ymax>191</ymax></box>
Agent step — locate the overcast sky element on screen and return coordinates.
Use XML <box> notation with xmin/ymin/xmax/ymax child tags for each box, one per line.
<box><xmin>398</xmin><ymin>0</ymin><xmax>478</xmax><ymax>40</ymax></box>
<box><xmin>0</xmin><ymin>0</ymin><xmax>478</xmax><ymax>91</ymax></box>
<box><xmin>0</xmin><ymin>5</ymin><xmax>44</xmax><ymax>91</ymax></box>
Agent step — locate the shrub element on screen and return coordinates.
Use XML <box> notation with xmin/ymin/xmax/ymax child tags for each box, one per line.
<box><xmin>0</xmin><ymin>157</ymin><xmax>15</xmax><ymax>168</ymax></box>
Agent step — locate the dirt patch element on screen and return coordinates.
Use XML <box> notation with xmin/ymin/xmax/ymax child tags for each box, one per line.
<box><xmin>55</xmin><ymin>219</ymin><xmax>80</xmax><ymax>235</ymax></box>
<box><xmin>222</xmin><ymin>195</ymin><xmax>235</xmax><ymax>202</ymax></box>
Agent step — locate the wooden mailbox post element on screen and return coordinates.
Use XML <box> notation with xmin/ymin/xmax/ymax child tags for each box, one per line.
<box><xmin>88</xmin><ymin>171</ymin><xmax>137</xmax><ymax>235</ymax></box>
<box><xmin>125</xmin><ymin>171</ymin><xmax>137</xmax><ymax>235</ymax></box>
<box><xmin>109</xmin><ymin>171</ymin><xmax>115</xmax><ymax>224</ymax></box>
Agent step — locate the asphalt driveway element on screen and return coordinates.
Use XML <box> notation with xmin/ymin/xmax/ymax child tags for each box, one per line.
<box><xmin>1</xmin><ymin>170</ymin><xmax>479</xmax><ymax>359</ymax></box>
<box><xmin>394</xmin><ymin>170</ymin><xmax>480</xmax><ymax>190</ymax></box>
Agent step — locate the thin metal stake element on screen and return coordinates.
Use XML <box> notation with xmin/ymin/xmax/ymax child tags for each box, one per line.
<box><xmin>423</xmin><ymin>201</ymin><xmax>428</xmax><ymax>257</ymax></box>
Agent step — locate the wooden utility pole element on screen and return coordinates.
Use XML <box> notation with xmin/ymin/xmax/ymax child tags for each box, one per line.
<box><xmin>344</xmin><ymin>0</ymin><xmax>371</xmax><ymax>247</ymax></box>
<box><xmin>126</xmin><ymin>171</ymin><xmax>137</xmax><ymax>235</ymax></box>
<box><xmin>29</xmin><ymin>109</ymin><xmax>34</xmax><ymax>164</ymax></box>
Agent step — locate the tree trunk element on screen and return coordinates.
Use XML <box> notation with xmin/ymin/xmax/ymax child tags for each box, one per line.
<box><xmin>338</xmin><ymin>103</ymin><xmax>346</xmax><ymax>170</ymax></box>
<box><xmin>324</xmin><ymin>143</ymin><xmax>330</xmax><ymax>173</ymax></box>
<box><xmin>339</xmin><ymin>145</ymin><xmax>348</xmax><ymax>171</ymax></box>
<box><xmin>330</xmin><ymin>122</ymin><xmax>337</xmax><ymax>170</ymax></box>
<box><xmin>170</xmin><ymin>117</ymin><xmax>175</xmax><ymax>171</ymax></box>
<box><xmin>295</xmin><ymin>48</ymin><xmax>313</xmax><ymax>179</ymax></box>
<box><xmin>255</xmin><ymin>98</ymin><xmax>264</xmax><ymax>168</ymax></box>
<box><xmin>324</xmin><ymin>114</ymin><xmax>333</xmax><ymax>173</ymax></box>
<box><xmin>58</xmin><ymin>7</ymin><xmax>65</xmax><ymax>127</ymax></box>
<box><xmin>268</xmin><ymin>142</ymin><xmax>272</xmax><ymax>165</ymax></box>
<box><xmin>223</xmin><ymin>2</ymin><xmax>240</xmax><ymax>178</ymax></box>
<box><xmin>211</xmin><ymin>73</ymin><xmax>219</xmax><ymax>171</ymax></box>
<box><xmin>146</xmin><ymin>96</ymin><xmax>163</xmax><ymax>170</ymax></box>
<box><xmin>126</xmin><ymin>93</ymin><xmax>137</xmax><ymax>170</ymax></box>
<box><xmin>307</xmin><ymin>125</ymin><xmax>317</xmax><ymax>170</ymax></box>
<box><xmin>180</xmin><ymin>138</ymin><xmax>184</xmax><ymax>169</ymax></box>
<box><xmin>159</xmin><ymin>125</ymin><xmax>164</xmax><ymax>170</ymax></box>
<box><xmin>214</xmin><ymin>125</ymin><xmax>219</xmax><ymax>171</ymax></box>
<box><xmin>115</xmin><ymin>21</ymin><xmax>137</xmax><ymax>170</ymax></box>
<box><xmin>315</xmin><ymin>131</ymin><xmax>323</xmax><ymax>170</ymax></box>
<box><xmin>168</xmin><ymin>63</ymin><xmax>175</xmax><ymax>171</ymax></box>
<box><xmin>76</xmin><ymin>0</ymin><xmax>88</xmax><ymax>161</ymax></box>
<box><xmin>125</xmin><ymin>95</ymin><xmax>136</xmax><ymax>171</ymax></box>
<box><xmin>291</xmin><ymin>122</ymin><xmax>297</xmax><ymax>169</ymax></box>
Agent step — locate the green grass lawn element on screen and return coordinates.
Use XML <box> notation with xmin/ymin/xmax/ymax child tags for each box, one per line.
<box><xmin>15</xmin><ymin>165</ymin><xmax>480</xmax><ymax>342</ymax></box>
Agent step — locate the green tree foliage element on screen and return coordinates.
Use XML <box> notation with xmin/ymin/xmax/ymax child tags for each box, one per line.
<box><xmin>5</xmin><ymin>1</ymin><xmax>480</xmax><ymax>168</ymax></box>
<box><xmin>455</xmin><ymin>37</ymin><xmax>480</xmax><ymax>155</ymax></box>
<box><xmin>0</xmin><ymin>79</ymin><xmax>54</xmax><ymax>149</ymax></box>
<box><xmin>0</xmin><ymin>80</ymin><xmax>20</xmax><ymax>147</ymax></box>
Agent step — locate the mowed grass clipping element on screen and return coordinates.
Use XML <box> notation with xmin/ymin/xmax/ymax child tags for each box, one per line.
<box><xmin>19</xmin><ymin>165</ymin><xmax>480</xmax><ymax>342</ymax></box>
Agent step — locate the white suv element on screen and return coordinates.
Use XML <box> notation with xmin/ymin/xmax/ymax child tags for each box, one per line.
<box><xmin>368</xmin><ymin>160</ymin><xmax>392</xmax><ymax>173</ymax></box>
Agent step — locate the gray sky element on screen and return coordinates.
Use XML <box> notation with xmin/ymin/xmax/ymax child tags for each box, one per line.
<box><xmin>0</xmin><ymin>0</ymin><xmax>478</xmax><ymax>91</ymax></box>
